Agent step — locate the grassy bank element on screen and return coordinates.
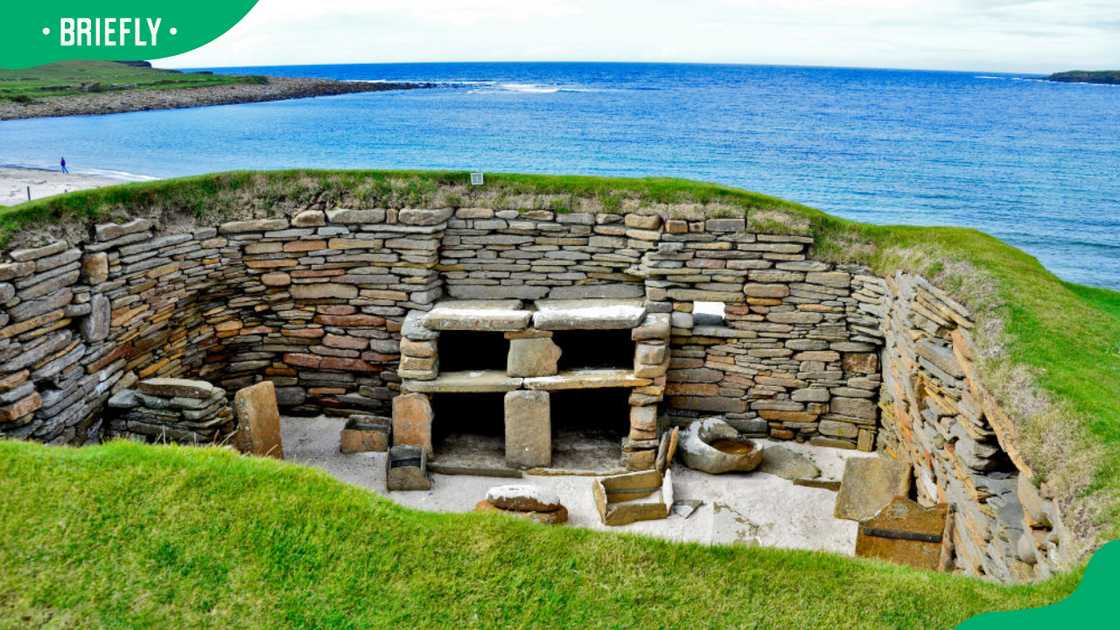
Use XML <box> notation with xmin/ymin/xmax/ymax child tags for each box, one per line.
<box><xmin>0</xmin><ymin>440</ymin><xmax>1080</xmax><ymax>628</ymax></box>
<box><xmin>0</xmin><ymin>61</ymin><xmax>262</xmax><ymax>103</ymax></box>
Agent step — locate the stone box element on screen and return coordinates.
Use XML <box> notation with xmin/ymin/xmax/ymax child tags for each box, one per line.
<box><xmin>592</xmin><ymin>469</ymin><xmax>674</xmax><ymax>526</ymax></box>
<box><xmin>339</xmin><ymin>415</ymin><xmax>391</xmax><ymax>453</ymax></box>
<box><xmin>855</xmin><ymin>497</ymin><xmax>950</xmax><ymax>571</ymax></box>
<box><xmin>387</xmin><ymin>445</ymin><xmax>431</xmax><ymax>491</ymax></box>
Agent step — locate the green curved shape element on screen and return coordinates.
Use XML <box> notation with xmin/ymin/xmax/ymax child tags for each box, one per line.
<box><xmin>960</xmin><ymin>541</ymin><xmax>1118</xmax><ymax>628</ymax></box>
<box><xmin>0</xmin><ymin>1</ymin><xmax>258</xmax><ymax>69</ymax></box>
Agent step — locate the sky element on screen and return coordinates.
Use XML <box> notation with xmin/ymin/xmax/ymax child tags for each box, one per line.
<box><xmin>160</xmin><ymin>0</ymin><xmax>1120</xmax><ymax>73</ymax></box>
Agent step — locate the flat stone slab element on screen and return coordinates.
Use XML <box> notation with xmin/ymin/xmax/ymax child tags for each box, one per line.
<box><xmin>760</xmin><ymin>446</ymin><xmax>822</xmax><ymax>480</ymax></box>
<box><xmin>834</xmin><ymin>457</ymin><xmax>912</xmax><ymax>522</ymax></box>
<box><xmin>532</xmin><ymin>299</ymin><xmax>647</xmax><ymax>330</ymax></box>
<box><xmin>423</xmin><ymin>300</ymin><xmax>532</xmax><ymax>331</ymax></box>
<box><xmin>137</xmin><ymin>378</ymin><xmax>217</xmax><ymax>400</ymax></box>
<box><xmin>403</xmin><ymin>370</ymin><xmax>523</xmax><ymax>393</ymax></box>
<box><xmin>523</xmin><ymin>369</ymin><xmax>652</xmax><ymax>391</ymax></box>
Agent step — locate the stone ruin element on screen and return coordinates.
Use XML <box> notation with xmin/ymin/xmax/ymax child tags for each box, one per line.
<box><xmin>0</xmin><ymin>196</ymin><xmax>1078</xmax><ymax>581</ymax></box>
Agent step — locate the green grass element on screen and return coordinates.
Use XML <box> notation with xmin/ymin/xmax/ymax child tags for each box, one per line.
<box><xmin>0</xmin><ymin>61</ymin><xmax>265</xmax><ymax>102</ymax></box>
<box><xmin>0</xmin><ymin>440</ymin><xmax>1081</xmax><ymax>628</ymax></box>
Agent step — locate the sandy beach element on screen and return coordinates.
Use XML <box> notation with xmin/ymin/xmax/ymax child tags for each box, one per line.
<box><xmin>0</xmin><ymin>166</ymin><xmax>146</xmax><ymax>206</ymax></box>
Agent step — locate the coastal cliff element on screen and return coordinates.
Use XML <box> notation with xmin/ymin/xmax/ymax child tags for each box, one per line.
<box><xmin>0</xmin><ymin>61</ymin><xmax>435</xmax><ymax>120</ymax></box>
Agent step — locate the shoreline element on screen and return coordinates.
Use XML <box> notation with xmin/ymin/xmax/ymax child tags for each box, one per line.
<box><xmin>0</xmin><ymin>165</ymin><xmax>148</xmax><ymax>206</ymax></box>
<box><xmin>0</xmin><ymin>76</ymin><xmax>439</xmax><ymax>121</ymax></box>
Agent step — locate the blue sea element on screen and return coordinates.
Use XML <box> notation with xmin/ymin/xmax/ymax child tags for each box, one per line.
<box><xmin>2</xmin><ymin>63</ymin><xmax>1117</xmax><ymax>288</ymax></box>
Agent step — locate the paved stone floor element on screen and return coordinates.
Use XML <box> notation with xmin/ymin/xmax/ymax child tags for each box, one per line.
<box><xmin>282</xmin><ymin>415</ymin><xmax>875</xmax><ymax>555</ymax></box>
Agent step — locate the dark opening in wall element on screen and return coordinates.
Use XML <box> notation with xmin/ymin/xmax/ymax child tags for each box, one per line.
<box><xmin>550</xmin><ymin>388</ymin><xmax>630</xmax><ymax>469</ymax></box>
<box><xmin>552</xmin><ymin>330</ymin><xmax>634</xmax><ymax>371</ymax></box>
<box><xmin>430</xmin><ymin>392</ymin><xmax>506</xmax><ymax>465</ymax></box>
<box><xmin>436</xmin><ymin>331</ymin><xmax>509</xmax><ymax>372</ymax></box>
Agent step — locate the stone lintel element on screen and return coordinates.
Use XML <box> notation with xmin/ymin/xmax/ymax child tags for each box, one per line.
<box><xmin>532</xmin><ymin>299</ymin><xmax>646</xmax><ymax>331</ymax></box>
<box><xmin>423</xmin><ymin>300</ymin><xmax>532</xmax><ymax>331</ymax></box>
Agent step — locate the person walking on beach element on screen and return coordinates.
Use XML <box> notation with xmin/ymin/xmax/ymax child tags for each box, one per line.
<box><xmin>60</xmin><ymin>156</ymin><xmax>69</xmax><ymax>174</ymax></box>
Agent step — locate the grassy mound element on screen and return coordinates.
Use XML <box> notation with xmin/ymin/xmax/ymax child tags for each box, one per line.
<box><xmin>0</xmin><ymin>440</ymin><xmax>1080</xmax><ymax>628</ymax></box>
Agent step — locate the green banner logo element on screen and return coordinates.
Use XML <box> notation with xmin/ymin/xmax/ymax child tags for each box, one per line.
<box><xmin>0</xmin><ymin>1</ymin><xmax>259</xmax><ymax>69</ymax></box>
<box><xmin>960</xmin><ymin>540</ymin><xmax>1119</xmax><ymax>628</ymax></box>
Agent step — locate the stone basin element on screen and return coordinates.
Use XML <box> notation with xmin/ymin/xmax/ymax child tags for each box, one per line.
<box><xmin>679</xmin><ymin>417</ymin><xmax>764</xmax><ymax>474</ymax></box>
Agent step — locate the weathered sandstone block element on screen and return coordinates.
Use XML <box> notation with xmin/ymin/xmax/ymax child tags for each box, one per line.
<box><xmin>81</xmin><ymin>252</ymin><xmax>109</xmax><ymax>283</ymax></box>
<box><xmin>392</xmin><ymin>393</ymin><xmax>433</xmax><ymax>457</ymax></box>
<box><xmin>834</xmin><ymin>457</ymin><xmax>912</xmax><ymax>522</ymax></box>
<box><xmin>504</xmin><ymin>390</ymin><xmax>550</xmax><ymax>468</ymax></box>
<box><xmin>290</xmin><ymin>284</ymin><xmax>359</xmax><ymax>300</ymax></box>
<box><xmin>326</xmin><ymin>208</ymin><xmax>386</xmax><ymax>224</ymax></box>
<box><xmin>219</xmin><ymin>219</ymin><xmax>290</xmax><ymax>234</ymax></box>
<box><xmin>532</xmin><ymin>299</ymin><xmax>646</xmax><ymax>330</ymax></box>
<box><xmin>507</xmin><ymin>336</ymin><xmax>561</xmax><ymax>378</ymax></box>
<box><xmin>234</xmin><ymin>381</ymin><xmax>284</xmax><ymax>459</ymax></box>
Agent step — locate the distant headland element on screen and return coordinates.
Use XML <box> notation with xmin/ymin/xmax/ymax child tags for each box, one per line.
<box><xmin>1046</xmin><ymin>70</ymin><xmax>1120</xmax><ymax>85</ymax></box>
<box><xmin>0</xmin><ymin>61</ymin><xmax>438</xmax><ymax>121</ymax></box>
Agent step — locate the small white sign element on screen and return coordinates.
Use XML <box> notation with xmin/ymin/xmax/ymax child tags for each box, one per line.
<box><xmin>470</xmin><ymin>172</ymin><xmax>484</xmax><ymax>186</ymax></box>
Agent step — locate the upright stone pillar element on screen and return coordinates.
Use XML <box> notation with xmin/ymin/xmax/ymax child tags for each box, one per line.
<box><xmin>234</xmin><ymin>381</ymin><xmax>284</xmax><ymax>459</ymax></box>
<box><xmin>504</xmin><ymin>390</ymin><xmax>550</xmax><ymax>468</ymax></box>
<box><xmin>392</xmin><ymin>393</ymin><xmax>433</xmax><ymax>457</ymax></box>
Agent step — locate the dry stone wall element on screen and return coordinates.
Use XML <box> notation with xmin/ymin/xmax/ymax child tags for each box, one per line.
<box><xmin>1</xmin><ymin>205</ymin><xmax>879</xmax><ymax>448</ymax></box>
<box><xmin>0</xmin><ymin>195</ymin><xmax>1072</xmax><ymax>581</ymax></box>
<box><xmin>877</xmin><ymin>272</ymin><xmax>1075</xmax><ymax>581</ymax></box>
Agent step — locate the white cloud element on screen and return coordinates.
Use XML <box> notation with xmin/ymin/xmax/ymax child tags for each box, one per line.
<box><xmin>159</xmin><ymin>0</ymin><xmax>1120</xmax><ymax>72</ymax></box>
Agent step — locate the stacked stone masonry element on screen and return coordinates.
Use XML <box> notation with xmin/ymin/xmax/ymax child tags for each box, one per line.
<box><xmin>876</xmin><ymin>272</ymin><xmax>1074</xmax><ymax>581</ymax></box>
<box><xmin>106</xmin><ymin>377</ymin><xmax>233</xmax><ymax>444</ymax></box>
<box><xmin>0</xmin><ymin>200</ymin><xmax>1070</xmax><ymax>581</ymax></box>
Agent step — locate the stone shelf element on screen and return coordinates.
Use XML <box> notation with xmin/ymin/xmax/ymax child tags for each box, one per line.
<box><xmin>423</xmin><ymin>300</ymin><xmax>532</xmax><ymax>331</ymax></box>
<box><xmin>532</xmin><ymin>299</ymin><xmax>646</xmax><ymax>330</ymax></box>
<box><xmin>523</xmin><ymin>369</ymin><xmax>652</xmax><ymax>391</ymax></box>
<box><xmin>402</xmin><ymin>370</ymin><xmax>523</xmax><ymax>393</ymax></box>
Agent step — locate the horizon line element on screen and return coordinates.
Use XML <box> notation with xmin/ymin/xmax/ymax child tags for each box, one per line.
<box><xmin>157</xmin><ymin>58</ymin><xmax>1062</xmax><ymax>77</ymax></box>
